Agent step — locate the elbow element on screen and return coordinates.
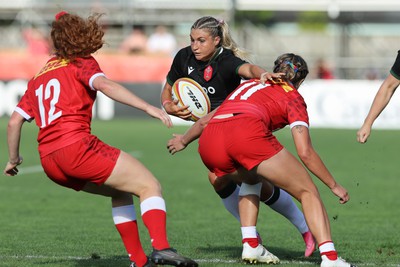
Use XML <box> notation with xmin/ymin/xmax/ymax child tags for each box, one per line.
<box><xmin>297</xmin><ymin>148</ymin><xmax>313</xmax><ymax>163</ymax></box>
<box><xmin>8</xmin><ymin>113</ymin><xmax>24</xmax><ymax>131</ymax></box>
<box><xmin>197</xmin><ymin>112</ymin><xmax>213</xmax><ymax>130</ymax></box>
<box><xmin>198</xmin><ymin>118</ymin><xmax>209</xmax><ymax>130</ymax></box>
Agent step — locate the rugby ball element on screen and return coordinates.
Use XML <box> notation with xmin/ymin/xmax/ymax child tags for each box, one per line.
<box><xmin>172</xmin><ymin>78</ymin><xmax>211</xmax><ymax>121</ymax></box>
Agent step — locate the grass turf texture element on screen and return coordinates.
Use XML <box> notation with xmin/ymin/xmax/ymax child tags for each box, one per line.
<box><xmin>0</xmin><ymin>118</ymin><xmax>399</xmax><ymax>267</ymax></box>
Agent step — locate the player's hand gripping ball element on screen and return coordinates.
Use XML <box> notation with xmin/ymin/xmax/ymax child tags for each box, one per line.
<box><xmin>172</xmin><ymin>78</ymin><xmax>211</xmax><ymax>121</ymax></box>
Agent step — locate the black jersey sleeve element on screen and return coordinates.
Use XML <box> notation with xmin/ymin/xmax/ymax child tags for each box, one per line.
<box><xmin>219</xmin><ymin>51</ymin><xmax>248</xmax><ymax>77</ymax></box>
<box><xmin>218</xmin><ymin>50</ymin><xmax>248</xmax><ymax>95</ymax></box>
<box><xmin>166</xmin><ymin>47</ymin><xmax>190</xmax><ymax>86</ymax></box>
<box><xmin>390</xmin><ymin>50</ymin><xmax>400</xmax><ymax>80</ymax></box>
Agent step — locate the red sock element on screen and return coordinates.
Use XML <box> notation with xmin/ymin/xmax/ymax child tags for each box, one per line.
<box><xmin>115</xmin><ymin>221</ymin><xmax>147</xmax><ymax>266</ymax></box>
<box><xmin>321</xmin><ymin>251</ymin><xmax>338</xmax><ymax>261</ymax></box>
<box><xmin>242</xmin><ymin>238</ymin><xmax>259</xmax><ymax>248</ymax></box>
<box><xmin>142</xmin><ymin>209</ymin><xmax>170</xmax><ymax>250</ymax></box>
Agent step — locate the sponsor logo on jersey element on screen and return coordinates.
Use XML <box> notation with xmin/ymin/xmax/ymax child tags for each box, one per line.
<box><xmin>34</xmin><ymin>59</ymin><xmax>69</xmax><ymax>79</ymax></box>
<box><xmin>188</xmin><ymin>66</ymin><xmax>194</xmax><ymax>75</ymax></box>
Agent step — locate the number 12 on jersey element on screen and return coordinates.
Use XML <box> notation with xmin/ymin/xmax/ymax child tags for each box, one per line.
<box><xmin>35</xmin><ymin>78</ymin><xmax>62</xmax><ymax>128</ymax></box>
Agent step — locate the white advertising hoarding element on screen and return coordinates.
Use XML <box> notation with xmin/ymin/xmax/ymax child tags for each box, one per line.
<box><xmin>300</xmin><ymin>79</ymin><xmax>400</xmax><ymax>129</ymax></box>
<box><xmin>2</xmin><ymin>79</ymin><xmax>400</xmax><ymax>129</ymax></box>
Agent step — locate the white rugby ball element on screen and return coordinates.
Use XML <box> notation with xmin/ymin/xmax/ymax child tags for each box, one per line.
<box><xmin>172</xmin><ymin>78</ymin><xmax>211</xmax><ymax>121</ymax></box>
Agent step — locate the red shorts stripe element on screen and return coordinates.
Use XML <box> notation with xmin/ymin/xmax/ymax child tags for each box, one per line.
<box><xmin>40</xmin><ymin>135</ymin><xmax>121</xmax><ymax>191</ymax></box>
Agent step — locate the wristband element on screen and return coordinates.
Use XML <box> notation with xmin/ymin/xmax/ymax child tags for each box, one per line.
<box><xmin>162</xmin><ymin>100</ymin><xmax>172</xmax><ymax>107</ymax></box>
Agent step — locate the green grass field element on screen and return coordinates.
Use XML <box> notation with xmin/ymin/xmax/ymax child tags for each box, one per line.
<box><xmin>0</xmin><ymin>118</ymin><xmax>399</xmax><ymax>267</ymax></box>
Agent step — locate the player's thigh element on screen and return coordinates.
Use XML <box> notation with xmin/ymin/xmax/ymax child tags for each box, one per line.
<box><xmin>236</xmin><ymin>167</ymin><xmax>262</xmax><ymax>184</ymax></box>
<box><xmin>105</xmin><ymin>150</ymin><xmax>162</xmax><ymax>198</ymax></box>
<box><xmin>208</xmin><ymin>171</ymin><xmax>241</xmax><ymax>191</ymax></box>
<box><xmin>255</xmin><ymin>148</ymin><xmax>317</xmax><ymax>201</ymax></box>
<box><xmin>209</xmin><ymin>167</ymin><xmax>264</xmax><ymax>188</ymax></box>
<box><xmin>82</xmin><ymin>182</ymin><xmax>134</xmax><ymax>207</ymax></box>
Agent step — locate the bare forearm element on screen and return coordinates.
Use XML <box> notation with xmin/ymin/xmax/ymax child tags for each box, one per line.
<box><xmin>364</xmin><ymin>74</ymin><xmax>400</xmax><ymax>126</ymax></box>
<box><xmin>161</xmin><ymin>83</ymin><xmax>173</xmax><ymax>104</ymax></box>
<box><xmin>181</xmin><ymin>121</ymin><xmax>204</xmax><ymax>146</ymax></box>
<box><xmin>103</xmin><ymin>82</ymin><xmax>150</xmax><ymax>111</ymax></box>
<box><xmin>238</xmin><ymin>63</ymin><xmax>267</xmax><ymax>80</ymax></box>
<box><xmin>363</xmin><ymin>91</ymin><xmax>392</xmax><ymax>127</ymax></box>
<box><xmin>292</xmin><ymin>125</ymin><xmax>337</xmax><ymax>189</ymax></box>
<box><xmin>181</xmin><ymin>109</ymin><xmax>217</xmax><ymax>145</ymax></box>
<box><xmin>301</xmin><ymin>152</ymin><xmax>336</xmax><ymax>189</ymax></box>
<box><xmin>249</xmin><ymin>65</ymin><xmax>267</xmax><ymax>78</ymax></box>
<box><xmin>94</xmin><ymin>77</ymin><xmax>151</xmax><ymax>111</ymax></box>
<box><xmin>7</xmin><ymin>113</ymin><xmax>24</xmax><ymax>163</ymax></box>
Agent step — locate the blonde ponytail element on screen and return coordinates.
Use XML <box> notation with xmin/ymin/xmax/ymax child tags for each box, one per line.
<box><xmin>191</xmin><ymin>16</ymin><xmax>249</xmax><ymax>60</ymax></box>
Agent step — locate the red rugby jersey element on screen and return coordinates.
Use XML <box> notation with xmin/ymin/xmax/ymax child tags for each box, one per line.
<box><xmin>16</xmin><ymin>56</ymin><xmax>105</xmax><ymax>157</ymax></box>
<box><xmin>214</xmin><ymin>79</ymin><xmax>309</xmax><ymax>131</ymax></box>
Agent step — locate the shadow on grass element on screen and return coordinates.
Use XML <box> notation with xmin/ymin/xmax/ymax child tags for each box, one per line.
<box><xmin>31</xmin><ymin>246</ymin><xmax>322</xmax><ymax>266</ymax></box>
<box><xmin>22</xmin><ymin>255</ymin><xmax>131</xmax><ymax>267</ymax></box>
<box><xmin>71</xmin><ymin>258</ymin><xmax>130</xmax><ymax>267</ymax></box>
<box><xmin>72</xmin><ymin>255</ymin><xmax>130</xmax><ymax>267</ymax></box>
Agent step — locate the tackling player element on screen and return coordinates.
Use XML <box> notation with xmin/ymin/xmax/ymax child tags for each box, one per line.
<box><xmin>161</xmin><ymin>16</ymin><xmax>315</xmax><ymax>261</ymax></box>
<box><xmin>169</xmin><ymin>53</ymin><xmax>356</xmax><ymax>267</ymax></box>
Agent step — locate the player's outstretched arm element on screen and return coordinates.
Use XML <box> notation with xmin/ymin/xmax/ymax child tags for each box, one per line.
<box><xmin>167</xmin><ymin>109</ymin><xmax>217</xmax><ymax>154</ymax></box>
<box><xmin>357</xmin><ymin>73</ymin><xmax>400</xmax><ymax>143</ymax></box>
<box><xmin>291</xmin><ymin>125</ymin><xmax>350</xmax><ymax>204</ymax></box>
<box><xmin>93</xmin><ymin>76</ymin><xmax>172</xmax><ymax>128</ymax></box>
<box><xmin>4</xmin><ymin>112</ymin><xmax>25</xmax><ymax>176</ymax></box>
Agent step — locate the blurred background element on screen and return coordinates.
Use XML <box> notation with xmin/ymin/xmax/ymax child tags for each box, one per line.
<box><xmin>1</xmin><ymin>0</ymin><xmax>400</xmax><ymax>128</ymax></box>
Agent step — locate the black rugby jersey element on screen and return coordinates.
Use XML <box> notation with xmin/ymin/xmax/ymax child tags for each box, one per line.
<box><xmin>166</xmin><ymin>46</ymin><xmax>247</xmax><ymax>110</ymax></box>
<box><xmin>390</xmin><ymin>50</ymin><xmax>400</xmax><ymax>80</ymax></box>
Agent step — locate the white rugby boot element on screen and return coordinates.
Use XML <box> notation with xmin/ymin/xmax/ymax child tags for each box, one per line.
<box><xmin>321</xmin><ymin>255</ymin><xmax>357</xmax><ymax>267</ymax></box>
<box><xmin>241</xmin><ymin>242</ymin><xmax>280</xmax><ymax>264</ymax></box>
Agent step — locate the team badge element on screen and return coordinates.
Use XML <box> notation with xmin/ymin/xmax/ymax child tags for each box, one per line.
<box><xmin>204</xmin><ymin>65</ymin><xmax>213</xmax><ymax>81</ymax></box>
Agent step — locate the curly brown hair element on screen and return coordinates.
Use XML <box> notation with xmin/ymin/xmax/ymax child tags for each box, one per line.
<box><xmin>51</xmin><ymin>12</ymin><xmax>104</xmax><ymax>61</ymax></box>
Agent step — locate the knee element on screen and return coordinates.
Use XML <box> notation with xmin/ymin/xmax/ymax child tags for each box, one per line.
<box><xmin>111</xmin><ymin>191</ymin><xmax>134</xmax><ymax>206</ymax></box>
<box><xmin>239</xmin><ymin>182</ymin><xmax>262</xmax><ymax>197</ymax></box>
<box><xmin>298</xmin><ymin>186</ymin><xmax>321</xmax><ymax>203</ymax></box>
<box><xmin>211</xmin><ymin>175</ymin><xmax>238</xmax><ymax>199</ymax></box>
<box><xmin>208</xmin><ymin>172</ymin><xmax>228</xmax><ymax>191</ymax></box>
<box><xmin>129</xmin><ymin>176</ymin><xmax>163</xmax><ymax>200</ymax></box>
<box><xmin>208</xmin><ymin>172</ymin><xmax>217</xmax><ymax>186</ymax></box>
<box><xmin>144</xmin><ymin>178</ymin><xmax>162</xmax><ymax>195</ymax></box>
<box><xmin>259</xmin><ymin>180</ymin><xmax>274</xmax><ymax>202</ymax></box>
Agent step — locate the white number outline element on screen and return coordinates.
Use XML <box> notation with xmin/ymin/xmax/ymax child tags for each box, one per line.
<box><xmin>228</xmin><ymin>82</ymin><xmax>269</xmax><ymax>101</ymax></box>
<box><xmin>35</xmin><ymin>78</ymin><xmax>62</xmax><ymax>128</ymax></box>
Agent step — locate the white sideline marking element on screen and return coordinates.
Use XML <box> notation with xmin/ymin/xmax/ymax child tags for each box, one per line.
<box><xmin>0</xmin><ymin>255</ymin><xmax>399</xmax><ymax>266</ymax></box>
<box><xmin>16</xmin><ymin>151</ymin><xmax>142</xmax><ymax>176</ymax></box>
